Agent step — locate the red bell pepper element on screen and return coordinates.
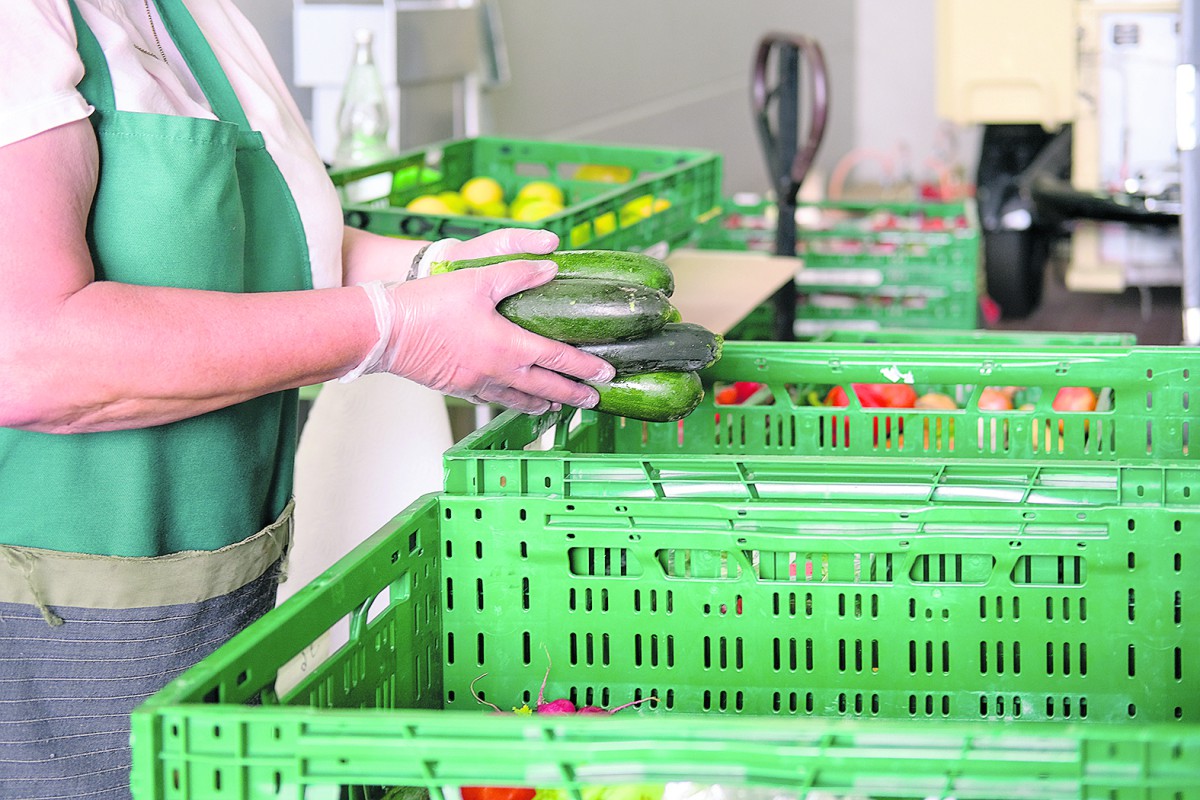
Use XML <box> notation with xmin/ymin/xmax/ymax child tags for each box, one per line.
<box><xmin>824</xmin><ymin>383</ymin><xmax>916</xmax><ymax>408</ymax></box>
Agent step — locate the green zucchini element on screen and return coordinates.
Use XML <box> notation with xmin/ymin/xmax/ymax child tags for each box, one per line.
<box><xmin>579</xmin><ymin>322</ymin><xmax>723</xmax><ymax>376</ymax></box>
<box><xmin>587</xmin><ymin>370</ymin><xmax>705</xmax><ymax>423</ymax></box>
<box><xmin>498</xmin><ymin>278</ymin><xmax>672</xmax><ymax>345</ymax></box>
<box><xmin>431</xmin><ymin>249</ymin><xmax>675</xmax><ymax>296</ymax></box>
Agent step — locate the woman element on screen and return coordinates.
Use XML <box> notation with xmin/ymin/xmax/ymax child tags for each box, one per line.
<box><xmin>0</xmin><ymin>2</ymin><xmax>613</xmax><ymax>797</ymax></box>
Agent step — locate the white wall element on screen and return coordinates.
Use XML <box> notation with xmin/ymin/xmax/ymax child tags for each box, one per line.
<box><xmin>853</xmin><ymin>0</ymin><xmax>980</xmax><ymax>195</ymax></box>
<box><xmin>237</xmin><ymin>1</ymin><xmax>977</xmax><ymax>196</ymax></box>
<box><xmin>235</xmin><ymin>0</ymin><xmax>311</xmax><ymax>121</ymax></box>
<box><xmin>480</xmin><ymin>0</ymin><xmax>858</xmax><ymax>196</ymax></box>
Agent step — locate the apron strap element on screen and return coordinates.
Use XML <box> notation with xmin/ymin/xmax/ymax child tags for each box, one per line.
<box><xmin>150</xmin><ymin>0</ymin><xmax>254</xmax><ymax>131</ymax></box>
<box><xmin>66</xmin><ymin>0</ymin><xmax>118</xmax><ymax>112</ymax></box>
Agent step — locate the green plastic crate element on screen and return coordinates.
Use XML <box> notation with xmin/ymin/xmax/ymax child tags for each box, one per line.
<box><xmin>807</xmin><ymin>329</ymin><xmax>1137</xmax><ymax>347</ymax></box>
<box><xmin>332</xmin><ymin>137</ymin><xmax>723</xmax><ymax>252</ymax></box>
<box><xmin>131</xmin><ymin>492</ymin><xmax>1200</xmax><ymax>799</ymax></box>
<box><xmin>692</xmin><ymin>199</ymin><xmax>980</xmax><ymax>337</ymax></box>
<box><xmin>444</xmin><ymin>340</ymin><xmax>1194</xmax><ymax>499</ymax></box>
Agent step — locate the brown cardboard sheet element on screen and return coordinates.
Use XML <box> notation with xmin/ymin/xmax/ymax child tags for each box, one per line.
<box><xmin>664</xmin><ymin>248</ymin><xmax>801</xmax><ymax>335</ymax></box>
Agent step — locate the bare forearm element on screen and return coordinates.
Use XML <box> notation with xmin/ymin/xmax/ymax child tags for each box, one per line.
<box><xmin>341</xmin><ymin>225</ymin><xmax>425</xmax><ymax>286</ymax></box>
<box><xmin>0</xmin><ymin>281</ymin><xmax>376</xmax><ymax>433</ymax></box>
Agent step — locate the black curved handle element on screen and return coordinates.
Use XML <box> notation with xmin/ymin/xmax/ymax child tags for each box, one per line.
<box><xmin>752</xmin><ymin>32</ymin><xmax>830</xmax><ymax>203</ymax></box>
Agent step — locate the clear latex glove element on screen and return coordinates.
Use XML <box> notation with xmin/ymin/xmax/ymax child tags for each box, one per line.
<box><xmin>417</xmin><ymin>227</ymin><xmax>559</xmax><ymax>273</ymax></box>
<box><xmin>344</xmin><ymin>229</ymin><xmax>616</xmax><ymax>414</ymax></box>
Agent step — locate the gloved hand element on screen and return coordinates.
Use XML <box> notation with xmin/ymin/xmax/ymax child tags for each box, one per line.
<box><xmin>344</xmin><ymin>229</ymin><xmax>616</xmax><ymax>415</ymax></box>
<box><xmin>407</xmin><ymin>227</ymin><xmax>554</xmax><ymax>279</ymax></box>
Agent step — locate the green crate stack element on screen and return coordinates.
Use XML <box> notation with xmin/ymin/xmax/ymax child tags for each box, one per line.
<box><xmin>689</xmin><ymin>198</ymin><xmax>981</xmax><ymax>339</ymax></box>
<box><xmin>808</xmin><ymin>328</ymin><xmax>1137</xmax><ymax>346</ymax></box>
<box><xmin>444</xmin><ymin>339</ymin><xmax>1190</xmax><ymax>498</ymax></box>
<box><xmin>132</xmin><ymin>491</ymin><xmax>1200</xmax><ymax>800</ymax></box>
<box><xmin>331</xmin><ymin>136</ymin><xmax>723</xmax><ymax>253</ymax></box>
<box><xmin>131</xmin><ymin>338</ymin><xmax>1200</xmax><ymax>800</ymax></box>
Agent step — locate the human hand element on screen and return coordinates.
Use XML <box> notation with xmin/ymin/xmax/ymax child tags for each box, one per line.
<box><xmin>379</xmin><ymin>257</ymin><xmax>615</xmax><ymax>413</ymax></box>
<box><xmin>410</xmin><ymin>227</ymin><xmax>559</xmax><ymax>279</ymax></box>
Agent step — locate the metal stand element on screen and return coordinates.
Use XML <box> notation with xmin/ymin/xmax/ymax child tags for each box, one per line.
<box><xmin>1181</xmin><ymin>0</ymin><xmax>1200</xmax><ymax>344</ymax></box>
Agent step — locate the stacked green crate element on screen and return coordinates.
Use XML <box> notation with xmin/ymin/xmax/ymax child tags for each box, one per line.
<box><xmin>332</xmin><ymin>136</ymin><xmax>723</xmax><ymax>253</ymax></box>
<box><xmin>132</xmin><ymin>339</ymin><xmax>1200</xmax><ymax>800</ymax></box>
<box><xmin>132</xmin><ymin>490</ymin><xmax>1200</xmax><ymax>800</ymax></box>
<box><xmin>690</xmin><ymin>198</ymin><xmax>980</xmax><ymax>339</ymax></box>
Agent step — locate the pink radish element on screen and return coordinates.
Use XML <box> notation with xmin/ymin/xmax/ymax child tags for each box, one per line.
<box><xmin>471</xmin><ymin>646</ymin><xmax>660</xmax><ymax>716</ymax></box>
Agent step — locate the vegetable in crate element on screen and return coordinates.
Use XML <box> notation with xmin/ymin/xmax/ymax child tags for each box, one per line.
<box><xmin>431</xmin><ymin>249</ymin><xmax>676</xmax><ymax>296</ymax></box>
<box><xmin>824</xmin><ymin>383</ymin><xmax>917</xmax><ymax>408</ymax></box>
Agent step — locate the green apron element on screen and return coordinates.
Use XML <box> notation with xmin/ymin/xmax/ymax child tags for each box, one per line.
<box><xmin>0</xmin><ymin>3</ymin><xmax>315</xmax><ymax>797</ymax></box>
<box><xmin>0</xmin><ymin>0</ymin><xmax>312</xmax><ymax>559</ymax></box>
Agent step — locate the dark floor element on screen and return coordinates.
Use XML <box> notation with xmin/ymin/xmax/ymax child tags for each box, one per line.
<box><xmin>988</xmin><ymin>259</ymin><xmax>1185</xmax><ymax>346</ymax></box>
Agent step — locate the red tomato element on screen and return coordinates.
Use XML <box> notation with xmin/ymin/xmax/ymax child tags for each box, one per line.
<box><xmin>1052</xmin><ymin>386</ymin><xmax>1098</xmax><ymax>412</ymax></box>
<box><xmin>825</xmin><ymin>383</ymin><xmax>915</xmax><ymax>408</ymax></box>
<box><xmin>731</xmin><ymin>381</ymin><xmax>762</xmax><ymax>403</ymax></box>
<box><xmin>978</xmin><ymin>387</ymin><xmax>1014</xmax><ymax>411</ymax></box>
<box><xmin>715</xmin><ymin>381</ymin><xmax>762</xmax><ymax>406</ymax></box>
<box><xmin>716</xmin><ymin>387</ymin><xmax>739</xmax><ymax>405</ymax></box>
<box><xmin>915</xmin><ymin>392</ymin><xmax>958</xmax><ymax>410</ymax></box>
<box><xmin>461</xmin><ymin>788</ymin><xmax>536</xmax><ymax>800</ymax></box>
<box><xmin>825</xmin><ymin>385</ymin><xmax>850</xmax><ymax>407</ymax></box>
<box><xmin>875</xmin><ymin>383</ymin><xmax>917</xmax><ymax>408</ymax></box>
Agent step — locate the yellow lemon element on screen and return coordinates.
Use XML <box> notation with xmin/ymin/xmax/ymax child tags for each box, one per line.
<box><xmin>508</xmin><ymin>196</ymin><xmax>532</xmax><ymax>218</ymax></box>
<box><xmin>568</xmin><ymin>210</ymin><xmax>619</xmax><ymax>247</ymax></box>
<box><xmin>406</xmin><ymin>194</ymin><xmax>455</xmax><ymax>214</ymax></box>
<box><xmin>569</xmin><ymin>224</ymin><xmax>590</xmax><ymax>248</ymax></box>
<box><xmin>511</xmin><ymin>199</ymin><xmax>563</xmax><ymax>222</ymax></box>
<box><xmin>436</xmin><ymin>191</ymin><xmax>469</xmax><ymax>215</ymax></box>
<box><xmin>474</xmin><ymin>200</ymin><xmax>509</xmax><ymax>218</ymax></box>
<box><xmin>594</xmin><ymin>211</ymin><xmax>618</xmax><ymax>236</ymax></box>
<box><xmin>459</xmin><ymin>176</ymin><xmax>504</xmax><ymax>211</ymax></box>
<box><xmin>574</xmin><ymin>164</ymin><xmax>634</xmax><ymax>183</ymax></box>
<box><xmin>618</xmin><ymin>195</ymin><xmax>654</xmax><ymax>225</ymax></box>
<box><xmin>621</xmin><ymin>194</ymin><xmax>655</xmax><ymax>216</ymax></box>
<box><xmin>516</xmin><ymin>180</ymin><xmax>565</xmax><ymax>206</ymax></box>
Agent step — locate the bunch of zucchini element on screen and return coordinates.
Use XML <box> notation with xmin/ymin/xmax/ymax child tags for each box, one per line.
<box><xmin>430</xmin><ymin>250</ymin><xmax>722</xmax><ymax>422</ymax></box>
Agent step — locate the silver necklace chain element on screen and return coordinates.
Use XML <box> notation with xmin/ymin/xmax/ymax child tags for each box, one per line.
<box><xmin>132</xmin><ymin>0</ymin><xmax>169</xmax><ymax>64</ymax></box>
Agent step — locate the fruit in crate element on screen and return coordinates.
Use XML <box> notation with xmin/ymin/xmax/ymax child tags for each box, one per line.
<box><xmin>405</xmin><ymin>194</ymin><xmax>456</xmax><ymax>214</ymax></box>
<box><xmin>436</xmin><ymin>191</ymin><xmax>469</xmax><ymax>214</ymax></box>
<box><xmin>915</xmin><ymin>392</ymin><xmax>958</xmax><ymax>410</ymax></box>
<box><xmin>1052</xmin><ymin>386</ymin><xmax>1098</xmax><ymax>412</ymax></box>
<box><xmin>574</xmin><ymin>163</ymin><xmax>634</xmax><ymax>183</ymax></box>
<box><xmin>511</xmin><ymin>198</ymin><xmax>563</xmax><ymax>222</ymax></box>
<box><xmin>460</xmin><ymin>176</ymin><xmax>505</xmax><ymax>211</ymax></box>
<box><xmin>824</xmin><ymin>383</ymin><xmax>917</xmax><ymax>409</ymax></box>
<box><xmin>618</xmin><ymin>194</ymin><xmax>671</xmax><ymax>226</ymax></box>
<box><xmin>977</xmin><ymin>387</ymin><xmax>1014</xmax><ymax>411</ymax></box>
<box><xmin>475</xmin><ymin>200</ymin><xmax>508</xmax><ymax>218</ymax></box>
<box><xmin>515</xmin><ymin>180</ymin><xmax>566</xmax><ymax>206</ymax></box>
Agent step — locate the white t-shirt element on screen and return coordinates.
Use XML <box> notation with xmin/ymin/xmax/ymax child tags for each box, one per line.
<box><xmin>1</xmin><ymin>0</ymin><xmax>344</xmax><ymax>290</ymax></box>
